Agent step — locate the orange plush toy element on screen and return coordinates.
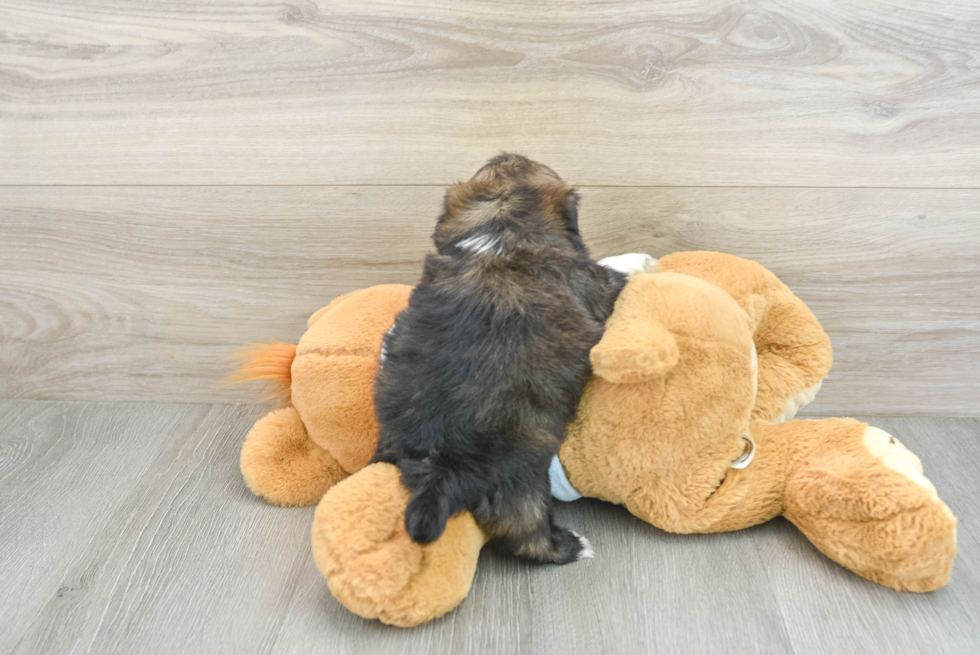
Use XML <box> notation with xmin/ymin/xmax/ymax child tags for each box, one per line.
<box><xmin>233</xmin><ymin>252</ymin><xmax>957</xmax><ymax>628</ymax></box>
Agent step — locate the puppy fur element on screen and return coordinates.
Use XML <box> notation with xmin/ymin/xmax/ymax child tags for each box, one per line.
<box><xmin>371</xmin><ymin>154</ymin><xmax>626</xmax><ymax>563</ymax></box>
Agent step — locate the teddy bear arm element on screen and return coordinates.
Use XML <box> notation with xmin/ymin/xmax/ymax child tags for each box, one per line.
<box><xmin>773</xmin><ymin>418</ymin><xmax>956</xmax><ymax>592</ymax></box>
<box><xmin>751</xmin><ymin>292</ymin><xmax>833</xmax><ymax>422</ymax></box>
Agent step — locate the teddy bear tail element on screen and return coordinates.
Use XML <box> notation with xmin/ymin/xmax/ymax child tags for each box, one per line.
<box><xmin>223</xmin><ymin>341</ymin><xmax>297</xmax><ymax>408</ymax></box>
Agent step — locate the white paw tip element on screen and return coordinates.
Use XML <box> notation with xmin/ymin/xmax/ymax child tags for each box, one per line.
<box><xmin>571</xmin><ymin>531</ymin><xmax>594</xmax><ymax>560</ymax></box>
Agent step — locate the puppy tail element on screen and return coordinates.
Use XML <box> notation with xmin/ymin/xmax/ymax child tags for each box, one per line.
<box><xmin>404</xmin><ymin>478</ymin><xmax>454</xmax><ymax>545</ymax></box>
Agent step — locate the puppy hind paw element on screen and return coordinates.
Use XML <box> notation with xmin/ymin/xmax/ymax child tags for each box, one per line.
<box><xmin>571</xmin><ymin>531</ymin><xmax>595</xmax><ymax>560</ymax></box>
<box><xmin>551</xmin><ymin>528</ymin><xmax>593</xmax><ymax>563</ymax></box>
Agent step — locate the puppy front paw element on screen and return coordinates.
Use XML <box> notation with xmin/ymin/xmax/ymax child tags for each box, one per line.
<box><xmin>599</xmin><ymin>253</ymin><xmax>657</xmax><ymax>279</ymax></box>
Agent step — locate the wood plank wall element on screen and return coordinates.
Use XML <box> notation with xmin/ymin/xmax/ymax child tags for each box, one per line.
<box><xmin>1</xmin><ymin>1</ymin><xmax>978</xmax><ymax>415</ymax></box>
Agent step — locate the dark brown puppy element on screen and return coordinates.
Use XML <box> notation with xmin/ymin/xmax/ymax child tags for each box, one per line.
<box><xmin>372</xmin><ymin>154</ymin><xmax>625</xmax><ymax>563</ymax></box>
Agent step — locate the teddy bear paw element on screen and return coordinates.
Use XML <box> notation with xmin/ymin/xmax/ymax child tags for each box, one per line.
<box><xmin>863</xmin><ymin>426</ymin><xmax>944</xmax><ymax>506</ymax></box>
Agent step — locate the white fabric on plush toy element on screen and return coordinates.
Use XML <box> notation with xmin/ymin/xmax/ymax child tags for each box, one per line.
<box><xmin>599</xmin><ymin>253</ymin><xmax>658</xmax><ymax>277</ymax></box>
<box><xmin>549</xmin><ymin>454</ymin><xmax>583</xmax><ymax>501</ymax></box>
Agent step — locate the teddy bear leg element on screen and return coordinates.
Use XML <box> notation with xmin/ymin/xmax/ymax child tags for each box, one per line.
<box><xmin>240</xmin><ymin>407</ymin><xmax>349</xmax><ymax>507</ymax></box>
<box><xmin>312</xmin><ymin>463</ymin><xmax>487</xmax><ymax>627</ymax></box>
<box><xmin>781</xmin><ymin>419</ymin><xmax>957</xmax><ymax>592</ymax></box>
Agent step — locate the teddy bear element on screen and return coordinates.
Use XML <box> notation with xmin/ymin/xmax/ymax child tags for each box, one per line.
<box><xmin>231</xmin><ymin>251</ymin><xmax>957</xmax><ymax>628</ymax></box>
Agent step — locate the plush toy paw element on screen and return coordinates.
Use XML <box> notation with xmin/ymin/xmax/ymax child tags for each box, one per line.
<box><xmin>311</xmin><ymin>463</ymin><xmax>487</xmax><ymax>627</ymax></box>
<box><xmin>599</xmin><ymin>253</ymin><xmax>657</xmax><ymax>279</ymax></box>
<box><xmin>785</xmin><ymin>420</ymin><xmax>956</xmax><ymax>592</ymax></box>
<box><xmin>240</xmin><ymin>407</ymin><xmax>348</xmax><ymax>507</ymax></box>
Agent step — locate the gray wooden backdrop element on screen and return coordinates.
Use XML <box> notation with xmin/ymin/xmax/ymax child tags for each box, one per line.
<box><xmin>2</xmin><ymin>0</ymin><xmax>979</xmax><ymax>416</ymax></box>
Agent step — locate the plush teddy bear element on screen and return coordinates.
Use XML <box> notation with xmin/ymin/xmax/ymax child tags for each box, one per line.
<box><xmin>232</xmin><ymin>252</ymin><xmax>957</xmax><ymax>628</ymax></box>
<box><xmin>231</xmin><ymin>251</ymin><xmax>653</xmax><ymax>506</ymax></box>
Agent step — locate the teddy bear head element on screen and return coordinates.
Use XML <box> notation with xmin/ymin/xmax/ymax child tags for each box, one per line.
<box><xmin>558</xmin><ymin>271</ymin><xmax>764</xmax><ymax>532</ymax></box>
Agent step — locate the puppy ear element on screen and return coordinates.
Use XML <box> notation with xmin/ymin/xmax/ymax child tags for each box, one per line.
<box><xmin>444</xmin><ymin>180</ymin><xmax>488</xmax><ymax>217</ymax></box>
<box><xmin>590</xmin><ymin>319</ymin><xmax>679</xmax><ymax>384</ymax></box>
<box><xmin>565</xmin><ymin>192</ymin><xmax>580</xmax><ymax>233</ymax></box>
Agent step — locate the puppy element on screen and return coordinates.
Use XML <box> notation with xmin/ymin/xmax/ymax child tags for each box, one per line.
<box><xmin>372</xmin><ymin>154</ymin><xmax>628</xmax><ymax>564</ymax></box>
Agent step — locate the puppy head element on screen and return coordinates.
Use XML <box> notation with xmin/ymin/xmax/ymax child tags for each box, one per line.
<box><xmin>434</xmin><ymin>153</ymin><xmax>580</xmax><ymax>254</ymax></box>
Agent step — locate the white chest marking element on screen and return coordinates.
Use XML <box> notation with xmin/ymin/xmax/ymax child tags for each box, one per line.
<box><xmin>457</xmin><ymin>234</ymin><xmax>502</xmax><ymax>255</ymax></box>
<box><xmin>380</xmin><ymin>323</ymin><xmax>396</xmax><ymax>364</ymax></box>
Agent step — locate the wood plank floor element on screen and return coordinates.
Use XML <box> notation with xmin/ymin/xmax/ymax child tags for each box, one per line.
<box><xmin>1</xmin><ymin>400</ymin><xmax>978</xmax><ymax>654</ymax></box>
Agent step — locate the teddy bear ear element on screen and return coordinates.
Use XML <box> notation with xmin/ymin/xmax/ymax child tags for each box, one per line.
<box><xmin>743</xmin><ymin>294</ymin><xmax>767</xmax><ymax>333</ymax></box>
<box><xmin>590</xmin><ymin>319</ymin><xmax>679</xmax><ymax>384</ymax></box>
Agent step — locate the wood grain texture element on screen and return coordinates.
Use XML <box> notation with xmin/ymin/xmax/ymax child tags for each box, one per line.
<box><xmin>0</xmin><ymin>401</ymin><xmax>194</xmax><ymax>652</ymax></box>
<box><xmin>1</xmin><ymin>402</ymin><xmax>317</xmax><ymax>655</ymax></box>
<box><xmin>2</xmin><ymin>0</ymin><xmax>979</xmax><ymax>185</ymax></box>
<box><xmin>2</xmin><ymin>186</ymin><xmax>977</xmax><ymax>415</ymax></box>
<box><xmin>2</xmin><ymin>401</ymin><xmax>978</xmax><ymax>654</ymax></box>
